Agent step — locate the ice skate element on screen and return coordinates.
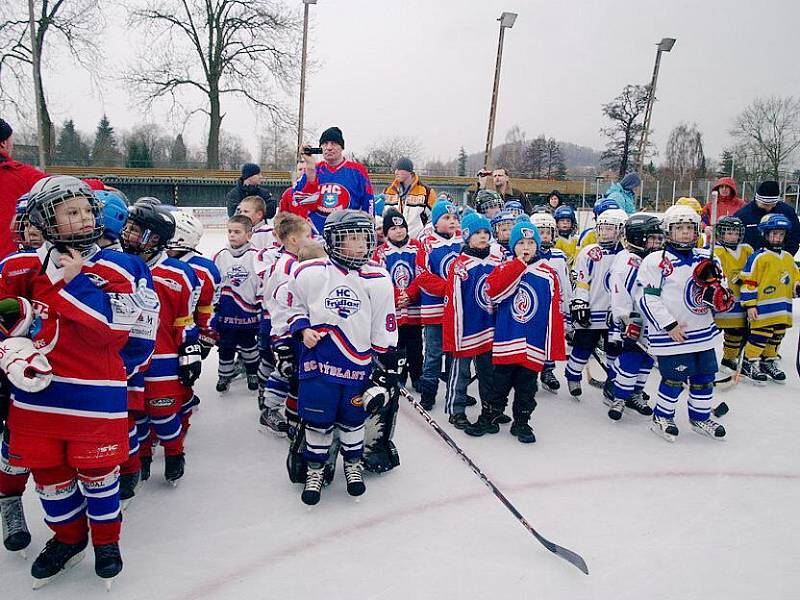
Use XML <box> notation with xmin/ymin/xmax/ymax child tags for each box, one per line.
<box><xmin>31</xmin><ymin>537</ymin><xmax>87</xmax><ymax>589</ymax></box>
<box><xmin>760</xmin><ymin>358</ymin><xmax>787</xmax><ymax>384</ymax></box>
<box><xmin>690</xmin><ymin>418</ymin><xmax>726</xmax><ymax>440</ymax></box>
<box><xmin>509</xmin><ymin>420</ymin><xmax>536</xmax><ymax>443</ymax></box>
<box><xmin>625</xmin><ymin>391</ymin><xmax>653</xmax><ymax>416</ymax></box>
<box><xmin>720</xmin><ymin>357</ymin><xmax>739</xmax><ymax>373</ymax></box>
<box><xmin>301</xmin><ymin>463</ymin><xmax>325</xmax><ymax>506</ymax></box>
<box><xmin>259</xmin><ymin>407</ymin><xmax>288</xmax><ymax>437</ymax></box>
<box><xmin>164</xmin><ymin>453</ymin><xmax>185</xmax><ymax>485</ymax></box>
<box><xmin>650</xmin><ymin>414</ymin><xmax>679</xmax><ymax>442</ymax></box>
<box><xmin>567</xmin><ymin>379</ymin><xmax>582</xmax><ymax>398</ymax></box>
<box><xmin>343</xmin><ymin>459</ymin><xmax>366</xmax><ymax>497</ymax></box>
<box><xmin>246</xmin><ymin>374</ymin><xmax>259</xmax><ymax>391</ymax></box>
<box><xmin>419</xmin><ymin>395</ymin><xmax>435</xmax><ymax>411</ymax></box>
<box><xmin>94</xmin><ymin>542</ymin><xmax>123</xmax><ymax>589</ymax></box>
<box><xmin>713</xmin><ymin>402</ymin><xmax>729</xmax><ymax>417</ymax></box>
<box><xmin>464</xmin><ymin>410</ymin><xmax>501</xmax><ymax>437</ymax></box>
<box><xmin>1</xmin><ymin>495</ymin><xmax>31</xmax><ymax>554</ymax></box>
<box><xmin>540</xmin><ymin>368</ymin><xmax>560</xmax><ymax>393</ymax></box>
<box><xmin>607</xmin><ymin>398</ymin><xmax>625</xmax><ymax>421</ymax></box>
<box><xmin>216</xmin><ymin>375</ymin><xmax>233</xmax><ymax>392</ymax></box>
<box><xmin>119</xmin><ymin>472</ymin><xmax>140</xmax><ymax>511</ymax></box>
<box><xmin>740</xmin><ymin>358</ymin><xmax>767</xmax><ymax>385</ymax></box>
<box><xmin>140</xmin><ymin>456</ymin><xmax>152</xmax><ymax>482</ymax></box>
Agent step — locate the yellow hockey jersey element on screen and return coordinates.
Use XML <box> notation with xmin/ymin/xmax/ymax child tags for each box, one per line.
<box><xmin>555</xmin><ymin>234</ymin><xmax>578</xmax><ymax>266</ymax></box>
<box><xmin>713</xmin><ymin>244</ymin><xmax>754</xmax><ymax>328</ymax></box>
<box><xmin>739</xmin><ymin>248</ymin><xmax>800</xmax><ymax>328</ymax></box>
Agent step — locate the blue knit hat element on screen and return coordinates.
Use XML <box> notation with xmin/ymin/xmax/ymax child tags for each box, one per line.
<box><xmin>431</xmin><ymin>200</ymin><xmax>458</xmax><ymax>228</ymax></box>
<box><xmin>241</xmin><ymin>162</ymin><xmax>261</xmax><ymax>180</ymax></box>
<box><xmin>509</xmin><ymin>221</ymin><xmax>541</xmax><ymax>254</ymax></box>
<box><xmin>620</xmin><ymin>172</ymin><xmax>642</xmax><ymax>191</ymax></box>
<box><xmin>460</xmin><ymin>212</ymin><xmax>491</xmax><ymax>242</ymax></box>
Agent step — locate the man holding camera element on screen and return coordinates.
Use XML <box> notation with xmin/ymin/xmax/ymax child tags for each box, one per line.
<box><xmin>296</xmin><ymin>127</ymin><xmax>374</xmax><ymax>233</ymax></box>
<box><xmin>472</xmin><ymin>167</ymin><xmax>532</xmax><ymax>214</ymax></box>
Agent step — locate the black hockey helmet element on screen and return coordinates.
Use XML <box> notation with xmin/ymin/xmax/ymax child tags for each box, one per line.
<box><xmin>122</xmin><ymin>201</ymin><xmax>176</xmax><ymax>254</ymax></box>
<box><xmin>715</xmin><ymin>216</ymin><xmax>745</xmax><ymax>249</ymax></box>
<box><xmin>475</xmin><ymin>189</ymin><xmax>504</xmax><ymax>215</ymax></box>
<box><xmin>323</xmin><ymin>209</ymin><xmax>375</xmax><ymax>270</ymax></box>
<box><xmin>26</xmin><ymin>175</ymin><xmax>104</xmax><ymax>250</ymax></box>
<box><xmin>624</xmin><ymin>213</ymin><xmax>663</xmax><ymax>257</ymax></box>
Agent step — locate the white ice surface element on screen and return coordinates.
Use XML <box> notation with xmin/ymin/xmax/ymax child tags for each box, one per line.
<box><xmin>2</xmin><ymin>231</ymin><xmax>799</xmax><ymax>600</ymax></box>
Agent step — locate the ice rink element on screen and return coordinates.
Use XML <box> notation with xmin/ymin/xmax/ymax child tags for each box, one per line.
<box><xmin>2</xmin><ymin>231</ymin><xmax>799</xmax><ymax>600</ymax></box>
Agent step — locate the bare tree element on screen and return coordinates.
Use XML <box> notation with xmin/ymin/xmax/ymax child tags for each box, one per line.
<box><xmin>600</xmin><ymin>84</ymin><xmax>650</xmax><ymax>177</ymax></box>
<box><xmin>218</xmin><ymin>130</ymin><xmax>252</xmax><ymax>170</ymax></box>
<box><xmin>665</xmin><ymin>122</ymin><xmax>706</xmax><ymax>180</ymax></box>
<box><xmin>0</xmin><ymin>1</ymin><xmax>103</xmax><ymax>162</ymax></box>
<box><xmin>125</xmin><ymin>0</ymin><xmax>299</xmax><ymax>170</ymax></box>
<box><xmin>364</xmin><ymin>136</ymin><xmax>423</xmax><ymax>173</ymax></box>
<box><xmin>259</xmin><ymin>124</ymin><xmax>294</xmax><ymax>170</ymax></box>
<box><xmin>731</xmin><ymin>96</ymin><xmax>800</xmax><ymax>179</ymax></box>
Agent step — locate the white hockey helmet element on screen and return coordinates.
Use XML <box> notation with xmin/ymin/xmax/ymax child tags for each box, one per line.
<box><xmin>595</xmin><ymin>208</ymin><xmax>627</xmax><ymax>248</ymax></box>
<box><xmin>662</xmin><ymin>204</ymin><xmax>700</xmax><ymax>250</ymax></box>
<box><xmin>529</xmin><ymin>213</ymin><xmax>557</xmax><ymax>249</ymax></box>
<box><xmin>167</xmin><ymin>210</ymin><xmax>204</xmax><ymax>251</ymax></box>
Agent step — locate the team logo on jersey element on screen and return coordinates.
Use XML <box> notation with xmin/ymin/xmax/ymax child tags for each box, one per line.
<box><xmin>226</xmin><ymin>265</ymin><xmax>249</xmax><ymax>287</ymax></box>
<box><xmin>473</xmin><ymin>273</ymin><xmax>492</xmax><ymax>312</ymax></box>
<box><xmin>454</xmin><ymin>261</ymin><xmax>469</xmax><ymax>282</ymax></box>
<box><xmin>318</xmin><ymin>183</ymin><xmax>351</xmax><ymax>213</ymax></box>
<box><xmin>780</xmin><ymin>271</ymin><xmax>791</xmax><ymax>285</ymax></box>
<box><xmin>683</xmin><ymin>279</ymin><xmax>709</xmax><ymax>315</ymax></box>
<box><xmin>324</xmin><ymin>285</ymin><xmax>361</xmax><ymax>318</ymax></box>
<box><xmin>764</xmin><ymin>285</ymin><xmax>776</xmax><ymax>295</ymax></box>
<box><xmin>85</xmin><ymin>272</ymin><xmax>108</xmax><ymax>288</ymax></box>
<box><xmin>587</xmin><ymin>246</ymin><xmax>604</xmax><ymax>262</ymax></box>
<box><xmin>511</xmin><ymin>281</ymin><xmax>539</xmax><ymax>323</ymax></box>
<box><xmin>440</xmin><ymin>251</ymin><xmax>458</xmax><ymax>279</ymax></box>
<box><xmin>391</xmin><ymin>263</ymin><xmax>412</xmax><ymax>290</ymax></box>
<box><xmin>658</xmin><ymin>255</ymin><xmax>674</xmax><ymax>277</ymax></box>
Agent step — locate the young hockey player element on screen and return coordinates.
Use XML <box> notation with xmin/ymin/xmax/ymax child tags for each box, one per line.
<box><xmin>373</xmin><ymin>209</ymin><xmax>425</xmax><ymax>390</ymax></box>
<box><xmin>530</xmin><ymin>212</ymin><xmax>572</xmax><ymax>393</ymax></box>
<box><xmin>470</xmin><ymin>222</ymin><xmax>566</xmax><ymax>442</ymax></box>
<box><xmin>10</xmin><ymin>194</ymin><xmax>44</xmax><ymax>251</ymax></box>
<box><xmin>474</xmin><ymin>189</ymin><xmax>505</xmax><ymax>220</ymax></box>
<box><xmin>738</xmin><ymin>213</ymin><xmax>800</xmax><ymax>383</ymax></box>
<box><xmin>0</xmin><ymin>176</ymin><xmax>152</xmax><ymax>586</ymax></box>
<box><xmin>285</xmin><ymin>210</ymin><xmax>398</xmax><ymax>505</ymax></box>
<box><xmin>213</xmin><ymin>215</ymin><xmax>261</xmax><ymax>392</ymax></box>
<box><xmin>237</xmin><ymin>195</ymin><xmax>276</xmax><ymax>250</ymax></box>
<box><xmin>166</xmin><ymin>210</ymin><xmax>221</xmax><ymax>427</ymax></box>
<box><xmin>637</xmin><ymin>204</ymin><xmax>732</xmax><ymax>441</ymax></box>
<box><xmin>554</xmin><ymin>205</ymin><xmax>579</xmax><ymax>265</ymax></box>
<box><xmin>260</xmin><ymin>212</ymin><xmax>313</xmax><ymax>436</ymax></box>
<box><xmin>712</xmin><ymin>216</ymin><xmax>753</xmax><ymax>373</ymax></box>
<box><xmin>416</xmin><ymin>200</ymin><xmax>463</xmax><ymax>411</ymax></box>
<box><xmin>122</xmin><ymin>201</ymin><xmax>202</xmax><ymax>483</ymax></box>
<box><xmin>565</xmin><ymin>208</ymin><xmax>627</xmax><ymax>397</ymax></box>
<box><xmin>442</xmin><ymin>212</ymin><xmax>502</xmax><ymax>429</ymax></box>
<box><xmin>504</xmin><ymin>200</ymin><xmax>526</xmax><ymax>219</ymax></box>
<box><xmin>490</xmin><ymin>209</ymin><xmax>515</xmax><ymax>261</ymax></box>
<box><xmin>606</xmin><ymin>213</ymin><xmax>663</xmax><ymax>420</ymax></box>
<box><xmin>578</xmin><ymin>198</ymin><xmax>621</xmax><ymax>250</ymax></box>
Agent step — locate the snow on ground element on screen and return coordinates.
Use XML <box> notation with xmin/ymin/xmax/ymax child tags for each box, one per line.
<box><xmin>2</xmin><ymin>231</ymin><xmax>799</xmax><ymax>600</ymax></box>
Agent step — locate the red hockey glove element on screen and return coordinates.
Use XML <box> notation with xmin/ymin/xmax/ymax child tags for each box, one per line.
<box><xmin>701</xmin><ymin>285</ymin><xmax>734</xmax><ymax>312</ymax></box>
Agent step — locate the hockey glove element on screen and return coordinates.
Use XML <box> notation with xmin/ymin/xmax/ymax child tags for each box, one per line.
<box><xmin>198</xmin><ymin>328</ymin><xmax>219</xmax><ymax>360</ymax></box>
<box><xmin>622</xmin><ymin>312</ymin><xmax>643</xmax><ymax>341</ymax></box>
<box><xmin>570</xmin><ymin>299</ymin><xmax>591</xmax><ymax>328</ymax></box>
<box><xmin>273</xmin><ymin>340</ymin><xmax>295</xmax><ymax>379</ymax></box>
<box><xmin>0</xmin><ymin>337</ymin><xmax>53</xmax><ymax>393</ymax></box>
<box><xmin>701</xmin><ymin>284</ymin><xmax>734</xmax><ymax>313</ymax></box>
<box><xmin>692</xmin><ymin>258</ymin><xmax>723</xmax><ymax>285</ymax></box>
<box><xmin>178</xmin><ymin>340</ymin><xmax>202</xmax><ymax>387</ymax></box>
<box><xmin>361</xmin><ymin>385</ymin><xmax>389</xmax><ymax>416</ymax></box>
<box><xmin>0</xmin><ymin>297</ymin><xmax>35</xmax><ymax>340</ymax></box>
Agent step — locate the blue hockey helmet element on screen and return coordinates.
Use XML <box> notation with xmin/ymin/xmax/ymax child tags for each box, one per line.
<box><xmin>96</xmin><ymin>190</ymin><xmax>129</xmax><ymax>241</ymax></box>
<box><xmin>758</xmin><ymin>213</ymin><xmax>792</xmax><ymax>250</ymax></box>
<box><xmin>593</xmin><ymin>197</ymin><xmax>620</xmax><ymax>217</ymax></box>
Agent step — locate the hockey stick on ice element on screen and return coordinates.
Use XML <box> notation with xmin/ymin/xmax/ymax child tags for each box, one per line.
<box><xmin>399</xmin><ymin>387</ymin><xmax>589</xmax><ymax>575</ymax></box>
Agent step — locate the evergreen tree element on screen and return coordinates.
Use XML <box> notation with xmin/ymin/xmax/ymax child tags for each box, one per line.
<box><xmin>125</xmin><ymin>138</ymin><xmax>153</xmax><ymax>168</ymax></box>
<box><xmin>718</xmin><ymin>149</ymin><xmax>734</xmax><ymax>178</ymax></box>
<box><xmin>91</xmin><ymin>114</ymin><xmax>122</xmax><ymax>166</ymax></box>
<box><xmin>170</xmin><ymin>133</ymin><xmax>188</xmax><ymax>167</ymax></box>
<box><xmin>55</xmin><ymin>119</ymin><xmax>89</xmax><ymax>165</ymax></box>
<box><xmin>457</xmin><ymin>146</ymin><xmax>468</xmax><ymax>177</ymax></box>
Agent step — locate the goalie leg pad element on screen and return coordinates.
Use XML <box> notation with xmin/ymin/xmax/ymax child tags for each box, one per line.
<box><xmin>362</xmin><ymin>392</ymin><xmax>400</xmax><ymax>474</ymax></box>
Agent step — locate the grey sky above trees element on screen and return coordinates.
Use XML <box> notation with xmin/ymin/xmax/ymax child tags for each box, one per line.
<box><xmin>3</xmin><ymin>0</ymin><xmax>799</xmax><ymax>170</ymax></box>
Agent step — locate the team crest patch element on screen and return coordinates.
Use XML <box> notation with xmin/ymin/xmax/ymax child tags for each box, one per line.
<box><xmin>324</xmin><ymin>286</ymin><xmax>361</xmax><ymax>318</ymax></box>
<box><xmin>226</xmin><ymin>265</ymin><xmax>249</xmax><ymax>287</ymax></box>
<box><xmin>85</xmin><ymin>272</ymin><xmax>108</xmax><ymax>288</ymax></box>
<box><xmin>391</xmin><ymin>216</ymin><xmax>404</xmax><ymax>227</ymax></box>
<box><xmin>474</xmin><ymin>273</ymin><xmax>492</xmax><ymax>312</ymax></box>
<box><xmin>454</xmin><ymin>261</ymin><xmax>469</xmax><ymax>282</ymax></box>
<box><xmin>587</xmin><ymin>246</ymin><xmax>604</xmax><ymax>262</ymax></box>
<box><xmin>659</xmin><ymin>255</ymin><xmax>674</xmax><ymax>277</ymax></box>
<box><xmin>780</xmin><ymin>271</ymin><xmax>791</xmax><ymax>285</ymax></box>
<box><xmin>683</xmin><ymin>278</ymin><xmax>709</xmax><ymax>315</ymax></box>
<box><xmin>391</xmin><ymin>263</ymin><xmax>412</xmax><ymax>289</ymax></box>
<box><xmin>511</xmin><ymin>281</ymin><xmax>538</xmax><ymax>323</ymax></box>
<box><xmin>319</xmin><ymin>183</ymin><xmax>351</xmax><ymax>212</ymax></box>
<box><xmin>440</xmin><ymin>252</ymin><xmax>458</xmax><ymax>279</ymax></box>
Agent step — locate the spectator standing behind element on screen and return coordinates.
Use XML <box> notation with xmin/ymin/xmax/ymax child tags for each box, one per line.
<box><xmin>734</xmin><ymin>180</ymin><xmax>800</xmax><ymax>256</ymax></box>
<box><xmin>475</xmin><ymin>167</ymin><xmax>533</xmax><ymax>214</ymax></box>
<box><xmin>226</xmin><ymin>162</ymin><xmax>276</xmax><ymax>218</ymax></box>
<box><xmin>701</xmin><ymin>176</ymin><xmax>746</xmax><ymax>228</ymax></box>
<box><xmin>295</xmin><ymin>126</ymin><xmax>374</xmax><ymax>234</ymax></box>
<box><xmin>383</xmin><ymin>157</ymin><xmax>437</xmax><ymax>239</ymax></box>
<box><xmin>603</xmin><ymin>172</ymin><xmax>640</xmax><ymax>214</ymax></box>
<box><xmin>0</xmin><ymin>118</ymin><xmax>46</xmax><ymax>258</ymax></box>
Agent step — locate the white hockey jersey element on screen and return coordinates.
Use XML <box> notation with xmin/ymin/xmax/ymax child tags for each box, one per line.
<box><xmin>285</xmin><ymin>259</ymin><xmax>398</xmax><ymax>384</ymax></box>
<box><xmin>573</xmin><ymin>243</ymin><xmax>622</xmax><ymax>329</ymax></box>
<box><xmin>636</xmin><ymin>247</ymin><xmax>720</xmax><ymax>356</ymax></box>
<box><xmin>213</xmin><ymin>242</ymin><xmax>262</xmax><ymax>328</ymax></box>
<box><xmin>262</xmin><ymin>250</ymin><xmax>300</xmax><ymax>340</ymax></box>
<box><xmin>537</xmin><ymin>248</ymin><xmax>572</xmax><ymax>316</ymax></box>
<box><xmin>250</xmin><ymin>219</ymin><xmax>278</xmax><ymax>251</ymax></box>
<box><xmin>609</xmin><ymin>248</ymin><xmax>647</xmax><ymax>348</ymax></box>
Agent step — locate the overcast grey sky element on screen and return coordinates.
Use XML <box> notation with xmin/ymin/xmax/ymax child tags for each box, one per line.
<box><xmin>32</xmin><ymin>0</ymin><xmax>800</xmax><ymax>168</ymax></box>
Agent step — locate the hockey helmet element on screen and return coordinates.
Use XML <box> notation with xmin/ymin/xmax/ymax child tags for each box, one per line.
<box><xmin>715</xmin><ymin>216</ymin><xmax>745</xmax><ymax>249</ymax></box>
<box><xmin>595</xmin><ymin>208</ymin><xmax>627</xmax><ymax>249</ymax></box>
<box><xmin>530</xmin><ymin>212</ymin><xmax>557</xmax><ymax>250</ymax></box>
<box><xmin>27</xmin><ymin>175</ymin><xmax>104</xmax><ymax>250</ymax></box>
<box><xmin>758</xmin><ymin>213</ymin><xmax>792</xmax><ymax>250</ymax></box>
<box><xmin>323</xmin><ymin>209</ymin><xmax>376</xmax><ymax>270</ymax></box>
<box><xmin>168</xmin><ymin>210</ymin><xmax>204</xmax><ymax>252</ymax></box>
<box><xmin>122</xmin><ymin>202</ymin><xmax>176</xmax><ymax>254</ymax></box>
<box><xmin>504</xmin><ymin>200</ymin><xmax>526</xmax><ymax>218</ymax></box>
<box><xmin>624</xmin><ymin>213</ymin><xmax>663</xmax><ymax>257</ymax></box>
<box><xmin>676</xmin><ymin>197</ymin><xmax>703</xmax><ymax>215</ymax></box>
<box><xmin>592</xmin><ymin>197</ymin><xmax>620</xmax><ymax>217</ymax></box>
<box><xmin>95</xmin><ymin>191</ymin><xmax>128</xmax><ymax>242</ymax></box>
<box><xmin>553</xmin><ymin>205</ymin><xmax>577</xmax><ymax>236</ymax></box>
<box><xmin>662</xmin><ymin>204</ymin><xmax>700</xmax><ymax>250</ymax></box>
<box><xmin>475</xmin><ymin>190</ymin><xmax>504</xmax><ymax>215</ymax></box>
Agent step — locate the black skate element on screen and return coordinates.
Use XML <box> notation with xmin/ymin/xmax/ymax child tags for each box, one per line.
<box><xmin>607</xmin><ymin>398</ymin><xmax>625</xmax><ymax>421</ymax></box>
<box><xmin>650</xmin><ymin>414</ymin><xmax>679</xmax><ymax>442</ymax></box>
<box><xmin>540</xmin><ymin>368</ymin><xmax>560</xmax><ymax>393</ymax></box>
<box><xmin>720</xmin><ymin>357</ymin><xmax>739</xmax><ymax>373</ymax></box>
<box><xmin>301</xmin><ymin>463</ymin><xmax>325</xmax><ymax>506</ymax></box>
<box><xmin>164</xmin><ymin>453</ymin><xmax>185</xmax><ymax>485</ymax></box>
<box><xmin>140</xmin><ymin>456</ymin><xmax>152</xmax><ymax>481</ymax></box>
<box><xmin>119</xmin><ymin>472</ymin><xmax>139</xmax><ymax>510</ymax></box>
<box><xmin>1</xmin><ymin>494</ymin><xmax>31</xmax><ymax>552</ymax></box>
<box><xmin>690</xmin><ymin>418</ymin><xmax>726</xmax><ymax>440</ymax></box>
<box><xmin>567</xmin><ymin>379</ymin><xmax>582</xmax><ymax>398</ymax></box>
<box><xmin>448</xmin><ymin>413</ymin><xmax>470</xmax><ymax>430</ymax></box>
<box><xmin>343</xmin><ymin>459</ymin><xmax>366</xmax><ymax>497</ymax></box>
<box><xmin>94</xmin><ymin>542</ymin><xmax>123</xmax><ymax>587</ymax></box>
<box><xmin>464</xmin><ymin>411</ymin><xmax>501</xmax><ymax>437</ymax></box>
<box><xmin>216</xmin><ymin>376</ymin><xmax>233</xmax><ymax>392</ymax></box>
<box><xmin>259</xmin><ymin>408</ymin><xmax>289</xmax><ymax>437</ymax></box>
<box><xmin>247</xmin><ymin>374</ymin><xmax>259</xmax><ymax>391</ymax></box>
<box><xmin>509</xmin><ymin>420</ymin><xmax>536</xmax><ymax>443</ymax></box>
<box><xmin>625</xmin><ymin>392</ymin><xmax>653</xmax><ymax>416</ymax></box>
<box><xmin>31</xmin><ymin>536</ymin><xmax>88</xmax><ymax>589</ymax></box>
<box><xmin>740</xmin><ymin>358</ymin><xmax>767</xmax><ymax>385</ymax></box>
<box><xmin>760</xmin><ymin>358</ymin><xmax>787</xmax><ymax>383</ymax></box>
<box><xmin>494</xmin><ymin>413</ymin><xmax>511</xmax><ymax>424</ymax></box>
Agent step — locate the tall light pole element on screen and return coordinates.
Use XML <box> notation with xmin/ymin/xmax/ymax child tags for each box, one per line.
<box><xmin>28</xmin><ymin>0</ymin><xmax>46</xmax><ymax>170</ymax></box>
<box><xmin>297</xmin><ymin>0</ymin><xmax>317</xmax><ymax>153</ymax></box>
<box><xmin>483</xmin><ymin>11</ymin><xmax>517</xmax><ymax>169</ymax></box>
<box><xmin>635</xmin><ymin>37</ymin><xmax>675</xmax><ymax>172</ymax></box>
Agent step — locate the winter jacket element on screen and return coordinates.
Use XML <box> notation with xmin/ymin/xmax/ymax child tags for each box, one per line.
<box><xmin>700</xmin><ymin>177</ymin><xmax>746</xmax><ymax>226</ymax></box>
<box><xmin>383</xmin><ymin>174</ymin><xmax>437</xmax><ymax>239</ymax></box>
<box><xmin>603</xmin><ymin>182</ymin><xmax>636</xmax><ymax>214</ymax></box>
<box><xmin>225</xmin><ymin>180</ymin><xmax>276</xmax><ymax>218</ymax></box>
<box><xmin>0</xmin><ymin>151</ymin><xmax>46</xmax><ymax>259</ymax></box>
<box><xmin>734</xmin><ymin>200</ymin><xmax>800</xmax><ymax>256</ymax></box>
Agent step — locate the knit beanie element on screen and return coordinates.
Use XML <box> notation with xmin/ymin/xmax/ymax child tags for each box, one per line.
<box><xmin>620</xmin><ymin>172</ymin><xmax>642</xmax><ymax>191</ymax></box>
<box><xmin>319</xmin><ymin>126</ymin><xmax>345</xmax><ymax>148</ymax></box>
<box><xmin>431</xmin><ymin>200</ymin><xmax>458</xmax><ymax>228</ymax></box>
<box><xmin>509</xmin><ymin>221</ymin><xmax>541</xmax><ymax>254</ymax></box>
<box><xmin>241</xmin><ymin>163</ymin><xmax>261</xmax><ymax>180</ymax></box>
<box><xmin>755</xmin><ymin>180</ymin><xmax>781</xmax><ymax>205</ymax></box>
<box><xmin>395</xmin><ymin>157</ymin><xmax>414</xmax><ymax>173</ymax></box>
<box><xmin>460</xmin><ymin>212</ymin><xmax>492</xmax><ymax>243</ymax></box>
<box><xmin>382</xmin><ymin>208</ymin><xmax>407</xmax><ymax>237</ymax></box>
<box><xmin>0</xmin><ymin>118</ymin><xmax>11</xmax><ymax>143</ymax></box>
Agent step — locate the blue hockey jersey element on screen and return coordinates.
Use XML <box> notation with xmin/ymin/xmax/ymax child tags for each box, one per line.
<box><xmin>295</xmin><ymin>160</ymin><xmax>374</xmax><ymax>233</ymax></box>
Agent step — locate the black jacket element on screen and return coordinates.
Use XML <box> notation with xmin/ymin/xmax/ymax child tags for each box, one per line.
<box><xmin>733</xmin><ymin>200</ymin><xmax>800</xmax><ymax>256</ymax></box>
<box><xmin>225</xmin><ymin>180</ymin><xmax>276</xmax><ymax>218</ymax></box>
